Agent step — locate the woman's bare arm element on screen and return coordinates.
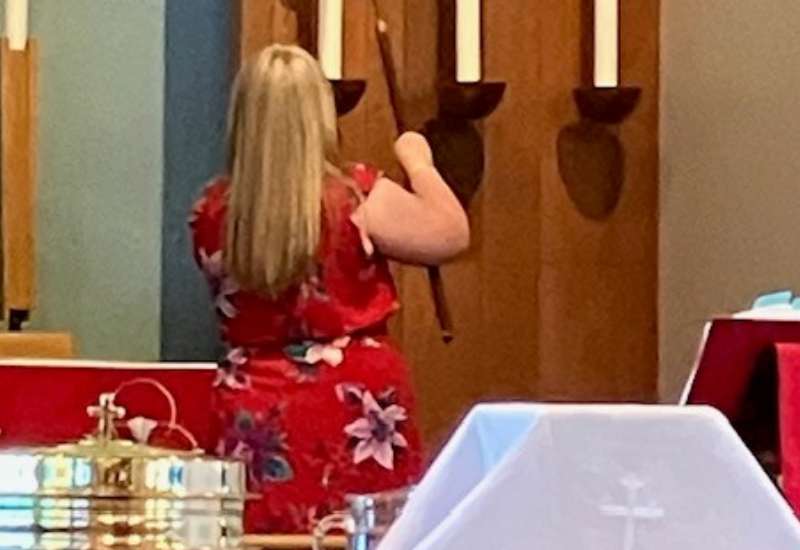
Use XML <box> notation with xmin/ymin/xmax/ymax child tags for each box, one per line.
<box><xmin>353</xmin><ymin>132</ymin><xmax>470</xmax><ymax>265</ymax></box>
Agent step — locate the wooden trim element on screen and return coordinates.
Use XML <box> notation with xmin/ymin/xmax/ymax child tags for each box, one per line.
<box><xmin>243</xmin><ymin>534</ymin><xmax>346</xmax><ymax>549</ymax></box>
<box><xmin>580</xmin><ymin>0</ymin><xmax>595</xmax><ymax>86</ymax></box>
<box><xmin>437</xmin><ymin>0</ymin><xmax>455</xmax><ymax>83</ymax></box>
<box><xmin>1</xmin><ymin>38</ymin><xmax>38</xmax><ymax>314</ymax></box>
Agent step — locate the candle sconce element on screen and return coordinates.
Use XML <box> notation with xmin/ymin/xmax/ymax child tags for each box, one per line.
<box><xmin>558</xmin><ymin>90</ymin><xmax>638</xmax><ymax>220</ymax></box>
<box><xmin>556</xmin><ymin>0</ymin><xmax>639</xmax><ymax>220</ymax></box>
<box><xmin>428</xmin><ymin>81</ymin><xmax>505</xmax><ymax>208</ymax></box>
<box><xmin>434</xmin><ymin>0</ymin><xmax>505</xmax><ymax>199</ymax></box>
<box><xmin>437</xmin><ymin>81</ymin><xmax>505</xmax><ymax>120</ymax></box>
<box><xmin>283</xmin><ymin>0</ymin><xmax>366</xmax><ymax>116</ymax></box>
<box><xmin>572</xmin><ymin>85</ymin><xmax>640</xmax><ymax>125</ymax></box>
<box><xmin>556</xmin><ymin>119</ymin><xmax>625</xmax><ymax>220</ymax></box>
<box><xmin>331</xmin><ymin>79</ymin><xmax>366</xmax><ymax>116</ymax></box>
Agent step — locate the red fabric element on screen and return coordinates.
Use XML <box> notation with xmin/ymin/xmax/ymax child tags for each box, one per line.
<box><xmin>685</xmin><ymin>318</ymin><xmax>800</xmax><ymax>421</ymax></box>
<box><xmin>777</xmin><ymin>343</ymin><xmax>800</xmax><ymax>516</ymax></box>
<box><xmin>686</xmin><ymin>319</ymin><xmax>800</xmax><ymax>516</ymax></box>
<box><xmin>0</xmin><ymin>365</ymin><xmax>215</xmax><ymax>450</ymax></box>
<box><xmin>190</xmin><ymin>164</ymin><xmax>424</xmax><ymax>534</ymax></box>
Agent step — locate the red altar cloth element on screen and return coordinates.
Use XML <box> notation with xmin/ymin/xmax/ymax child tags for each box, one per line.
<box><xmin>777</xmin><ymin>344</ymin><xmax>800</xmax><ymax>516</ymax></box>
<box><xmin>682</xmin><ymin>317</ymin><xmax>800</xmax><ymax>420</ymax></box>
<box><xmin>683</xmin><ymin>317</ymin><xmax>800</xmax><ymax>515</ymax></box>
<box><xmin>0</xmin><ymin>359</ymin><xmax>216</xmax><ymax>450</ymax></box>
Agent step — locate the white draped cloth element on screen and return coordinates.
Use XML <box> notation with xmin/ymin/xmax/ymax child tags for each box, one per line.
<box><xmin>379</xmin><ymin>404</ymin><xmax>800</xmax><ymax>550</ymax></box>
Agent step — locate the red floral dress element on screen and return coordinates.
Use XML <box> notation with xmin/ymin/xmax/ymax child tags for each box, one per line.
<box><xmin>189</xmin><ymin>164</ymin><xmax>423</xmax><ymax>534</ymax></box>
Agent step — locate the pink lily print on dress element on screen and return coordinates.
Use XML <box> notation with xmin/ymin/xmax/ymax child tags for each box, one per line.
<box><xmin>285</xmin><ymin>337</ymin><xmax>351</xmax><ymax>368</ymax></box>
<box><xmin>199</xmin><ymin>248</ymin><xmax>224</xmax><ymax>281</ymax></box>
<box><xmin>299</xmin><ymin>275</ymin><xmax>331</xmax><ymax>303</ymax></box>
<box><xmin>218</xmin><ymin>408</ymin><xmax>294</xmax><ymax>487</ymax></box>
<box><xmin>215</xmin><ymin>276</ymin><xmax>239</xmax><ymax>318</ymax></box>
<box><xmin>215</xmin><ymin>347</ymin><xmax>251</xmax><ymax>390</ymax></box>
<box><xmin>198</xmin><ymin>248</ymin><xmax>239</xmax><ymax>319</ymax></box>
<box><xmin>342</xmin><ymin>388</ymin><xmax>408</xmax><ymax>470</ymax></box>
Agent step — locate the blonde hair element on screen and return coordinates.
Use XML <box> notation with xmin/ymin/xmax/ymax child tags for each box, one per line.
<box><xmin>225</xmin><ymin>44</ymin><xmax>341</xmax><ymax>296</ymax></box>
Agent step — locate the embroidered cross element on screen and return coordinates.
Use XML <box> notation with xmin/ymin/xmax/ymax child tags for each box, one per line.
<box><xmin>599</xmin><ymin>474</ymin><xmax>665</xmax><ymax>550</ymax></box>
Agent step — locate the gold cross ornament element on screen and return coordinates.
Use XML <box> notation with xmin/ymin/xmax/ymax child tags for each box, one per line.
<box><xmin>87</xmin><ymin>392</ymin><xmax>126</xmax><ymax>442</ymax></box>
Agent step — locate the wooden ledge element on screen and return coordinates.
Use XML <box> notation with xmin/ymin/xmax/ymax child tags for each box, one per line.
<box><xmin>0</xmin><ymin>331</ymin><xmax>74</xmax><ymax>359</ymax></box>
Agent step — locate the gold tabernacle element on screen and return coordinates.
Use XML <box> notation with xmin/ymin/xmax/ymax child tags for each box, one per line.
<box><xmin>0</xmin><ymin>392</ymin><xmax>246</xmax><ymax>549</ymax></box>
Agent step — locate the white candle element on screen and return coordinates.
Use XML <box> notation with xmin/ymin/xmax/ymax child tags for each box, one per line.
<box><xmin>5</xmin><ymin>0</ymin><xmax>29</xmax><ymax>52</ymax></box>
<box><xmin>456</xmin><ymin>0</ymin><xmax>481</xmax><ymax>83</ymax></box>
<box><xmin>594</xmin><ymin>0</ymin><xmax>619</xmax><ymax>88</ymax></box>
<box><xmin>318</xmin><ymin>0</ymin><xmax>343</xmax><ymax>80</ymax></box>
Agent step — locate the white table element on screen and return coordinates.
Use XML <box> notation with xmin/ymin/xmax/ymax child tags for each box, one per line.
<box><xmin>380</xmin><ymin>404</ymin><xmax>800</xmax><ymax>550</ymax></box>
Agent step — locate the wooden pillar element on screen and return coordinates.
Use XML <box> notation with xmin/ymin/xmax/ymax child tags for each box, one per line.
<box><xmin>2</xmin><ymin>39</ymin><xmax>38</xmax><ymax>319</ymax></box>
<box><xmin>534</xmin><ymin>0</ymin><xmax>659</xmax><ymax>402</ymax></box>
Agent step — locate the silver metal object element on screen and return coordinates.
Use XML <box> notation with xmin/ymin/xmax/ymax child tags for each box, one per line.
<box><xmin>0</xmin><ymin>391</ymin><xmax>246</xmax><ymax>549</ymax></box>
<box><xmin>313</xmin><ymin>487</ymin><xmax>412</xmax><ymax>550</ymax></box>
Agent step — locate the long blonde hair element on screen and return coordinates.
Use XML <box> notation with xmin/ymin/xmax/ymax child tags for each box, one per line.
<box><xmin>225</xmin><ymin>44</ymin><xmax>341</xmax><ymax>296</ymax></box>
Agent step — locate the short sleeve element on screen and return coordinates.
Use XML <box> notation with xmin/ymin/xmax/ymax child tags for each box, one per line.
<box><xmin>344</xmin><ymin>164</ymin><xmax>384</xmax><ymax>258</ymax></box>
<box><xmin>348</xmin><ymin>163</ymin><xmax>382</xmax><ymax>195</ymax></box>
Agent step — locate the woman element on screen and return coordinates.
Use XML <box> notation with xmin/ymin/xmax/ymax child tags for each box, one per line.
<box><xmin>190</xmin><ymin>44</ymin><xmax>469</xmax><ymax>534</ymax></box>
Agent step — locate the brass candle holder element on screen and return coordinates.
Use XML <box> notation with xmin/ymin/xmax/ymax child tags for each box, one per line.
<box><xmin>556</xmin><ymin>0</ymin><xmax>641</xmax><ymax>220</ymax></box>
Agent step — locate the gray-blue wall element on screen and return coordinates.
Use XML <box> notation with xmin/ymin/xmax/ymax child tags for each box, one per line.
<box><xmin>1</xmin><ymin>0</ymin><xmax>231</xmax><ymax>360</ymax></box>
<box><xmin>161</xmin><ymin>0</ymin><xmax>231</xmax><ymax>360</ymax></box>
<box><xmin>27</xmin><ymin>0</ymin><xmax>166</xmax><ymax>359</ymax></box>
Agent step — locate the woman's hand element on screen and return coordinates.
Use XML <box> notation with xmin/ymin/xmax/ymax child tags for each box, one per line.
<box><xmin>394</xmin><ymin>132</ymin><xmax>433</xmax><ymax>176</ymax></box>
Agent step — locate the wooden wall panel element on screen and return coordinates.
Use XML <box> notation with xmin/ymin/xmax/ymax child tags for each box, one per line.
<box><xmin>234</xmin><ymin>0</ymin><xmax>298</xmax><ymax>67</ymax></box>
<box><xmin>235</xmin><ymin>0</ymin><xmax>660</xmax><ymax>447</ymax></box>
<box><xmin>535</xmin><ymin>0</ymin><xmax>658</xmax><ymax>402</ymax></box>
<box><xmin>2</xmin><ymin>40</ymin><xmax>39</xmax><ymax>314</ymax></box>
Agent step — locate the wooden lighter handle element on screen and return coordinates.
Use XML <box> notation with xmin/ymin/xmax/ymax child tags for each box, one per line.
<box><xmin>370</xmin><ymin>1</ymin><xmax>455</xmax><ymax>343</ymax></box>
<box><xmin>427</xmin><ymin>266</ymin><xmax>454</xmax><ymax>343</ymax></box>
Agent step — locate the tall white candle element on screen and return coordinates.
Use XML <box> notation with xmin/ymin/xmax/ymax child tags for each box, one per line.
<box><xmin>594</xmin><ymin>0</ymin><xmax>619</xmax><ymax>88</ymax></box>
<box><xmin>456</xmin><ymin>0</ymin><xmax>481</xmax><ymax>83</ymax></box>
<box><xmin>5</xmin><ymin>0</ymin><xmax>29</xmax><ymax>52</ymax></box>
<box><xmin>318</xmin><ymin>0</ymin><xmax>343</xmax><ymax>80</ymax></box>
